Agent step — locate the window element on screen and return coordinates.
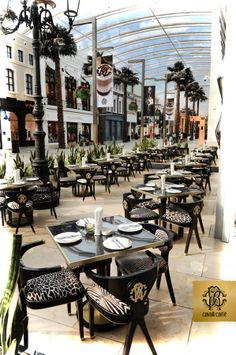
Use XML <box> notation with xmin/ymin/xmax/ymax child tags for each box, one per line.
<box><xmin>26</xmin><ymin>74</ymin><xmax>33</xmax><ymax>95</ymax></box>
<box><xmin>6</xmin><ymin>46</ymin><xmax>12</xmax><ymax>58</ymax></box>
<box><xmin>48</xmin><ymin>121</ymin><xmax>58</xmax><ymax>143</ymax></box>
<box><xmin>65</xmin><ymin>76</ymin><xmax>77</xmax><ymax>109</ymax></box>
<box><xmin>6</xmin><ymin>69</ymin><xmax>15</xmax><ymax>91</ymax></box>
<box><xmin>45</xmin><ymin>66</ymin><xmax>56</xmax><ymax>105</ymax></box>
<box><xmin>29</xmin><ymin>53</ymin><xmax>33</xmax><ymax>65</ymax></box>
<box><xmin>18</xmin><ymin>50</ymin><xmax>23</xmax><ymax>62</ymax></box>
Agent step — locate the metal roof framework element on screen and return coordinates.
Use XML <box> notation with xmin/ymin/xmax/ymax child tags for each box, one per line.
<box><xmin>14</xmin><ymin>1</ymin><xmax>213</xmax><ymax>95</ymax></box>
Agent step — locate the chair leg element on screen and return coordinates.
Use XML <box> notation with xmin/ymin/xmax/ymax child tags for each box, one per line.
<box><xmin>25</xmin><ymin>211</ymin><xmax>35</xmax><ymax>234</ymax></box>
<box><xmin>123</xmin><ymin>321</ymin><xmax>137</xmax><ymax>355</ymax></box>
<box><xmin>16</xmin><ymin>211</ymin><xmax>23</xmax><ymax>234</ymax></box>
<box><xmin>198</xmin><ymin>214</ymin><xmax>205</xmax><ymax>233</ymax></box>
<box><xmin>88</xmin><ymin>304</ymin><xmax>95</xmax><ymax>338</ymax></box>
<box><xmin>165</xmin><ymin>270</ymin><xmax>176</xmax><ymax>305</ymax></box>
<box><xmin>139</xmin><ymin>318</ymin><xmax>158</xmax><ymax>355</ymax></box>
<box><xmin>67</xmin><ymin>302</ymin><xmax>72</xmax><ymax>315</ymax></box>
<box><xmin>75</xmin><ymin>299</ymin><xmax>85</xmax><ymax>340</ymax></box>
<box><xmin>194</xmin><ymin>225</ymin><xmax>202</xmax><ymax>250</ymax></box>
<box><xmin>184</xmin><ymin>226</ymin><xmax>194</xmax><ymax>255</ymax></box>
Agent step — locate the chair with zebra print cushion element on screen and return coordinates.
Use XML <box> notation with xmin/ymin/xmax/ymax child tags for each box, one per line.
<box><xmin>85</xmin><ymin>251</ymin><xmax>159</xmax><ymax>355</ymax></box>
<box><xmin>19</xmin><ymin>240</ymin><xmax>85</xmax><ymax>350</ymax></box>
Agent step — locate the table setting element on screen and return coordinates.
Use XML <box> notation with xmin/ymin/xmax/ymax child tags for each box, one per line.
<box><xmin>47</xmin><ymin>213</ymin><xmax>164</xmax><ymax>268</ymax></box>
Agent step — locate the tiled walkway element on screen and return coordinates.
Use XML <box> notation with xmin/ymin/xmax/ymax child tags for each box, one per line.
<box><xmin>2</xmin><ymin>153</ymin><xmax>236</xmax><ymax>355</ymax></box>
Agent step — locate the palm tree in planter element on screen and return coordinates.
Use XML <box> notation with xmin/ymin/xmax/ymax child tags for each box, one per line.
<box><xmin>114</xmin><ymin>67</ymin><xmax>139</xmax><ymax>142</ymax></box>
<box><xmin>41</xmin><ymin>25</ymin><xmax>77</xmax><ymax>149</ymax></box>
<box><xmin>167</xmin><ymin>61</ymin><xmax>186</xmax><ymax>140</ymax></box>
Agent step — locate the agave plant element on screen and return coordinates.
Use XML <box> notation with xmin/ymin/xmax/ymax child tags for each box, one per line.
<box><xmin>66</xmin><ymin>146</ymin><xmax>79</xmax><ymax>165</ymax></box>
<box><xmin>0</xmin><ymin>234</ymin><xmax>26</xmax><ymax>355</ymax></box>
<box><xmin>0</xmin><ymin>157</ymin><xmax>6</xmax><ymax>179</ymax></box>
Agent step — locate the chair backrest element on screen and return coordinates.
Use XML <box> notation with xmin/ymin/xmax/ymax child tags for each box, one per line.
<box><xmin>6</xmin><ymin>188</ymin><xmax>36</xmax><ymax>210</ymax></box>
<box><xmin>19</xmin><ymin>240</ymin><xmax>61</xmax><ymax>287</ymax></box>
<box><xmin>85</xmin><ymin>251</ymin><xmax>158</xmax><ymax>313</ymax></box>
<box><xmin>78</xmin><ymin>168</ymin><xmax>97</xmax><ymax>181</ymax></box>
<box><xmin>122</xmin><ymin>192</ymin><xmax>152</xmax><ymax>218</ymax></box>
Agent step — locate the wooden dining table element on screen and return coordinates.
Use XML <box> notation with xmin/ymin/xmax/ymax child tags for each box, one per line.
<box><xmin>47</xmin><ymin>214</ymin><xmax>165</xmax><ymax>269</ymax></box>
<box><xmin>131</xmin><ymin>183</ymin><xmax>203</xmax><ymax>217</ymax></box>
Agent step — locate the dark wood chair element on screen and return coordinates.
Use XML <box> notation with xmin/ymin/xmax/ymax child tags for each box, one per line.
<box><xmin>6</xmin><ymin>188</ymin><xmax>37</xmax><ymax>234</ymax></box>
<box><xmin>76</xmin><ymin>167</ymin><xmax>97</xmax><ymax>200</ymax></box>
<box><xmin>115</xmin><ymin>223</ymin><xmax>176</xmax><ymax>305</ymax></box>
<box><xmin>85</xmin><ymin>251</ymin><xmax>159</xmax><ymax>355</ymax></box>
<box><xmin>19</xmin><ymin>240</ymin><xmax>85</xmax><ymax>349</ymax></box>
<box><xmin>122</xmin><ymin>192</ymin><xmax>159</xmax><ymax>224</ymax></box>
<box><xmin>160</xmin><ymin>199</ymin><xmax>204</xmax><ymax>254</ymax></box>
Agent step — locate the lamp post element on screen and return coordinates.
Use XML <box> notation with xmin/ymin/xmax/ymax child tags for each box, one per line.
<box><xmin>128</xmin><ymin>59</ymin><xmax>145</xmax><ymax>141</ymax></box>
<box><xmin>74</xmin><ymin>17</ymin><xmax>114</xmax><ymax>144</ymax></box>
<box><xmin>0</xmin><ymin>0</ymin><xmax>80</xmax><ymax>182</ymax></box>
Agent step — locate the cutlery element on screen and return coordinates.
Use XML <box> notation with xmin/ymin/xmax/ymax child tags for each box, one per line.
<box><xmin>114</xmin><ymin>237</ymin><xmax>125</xmax><ymax>248</ymax></box>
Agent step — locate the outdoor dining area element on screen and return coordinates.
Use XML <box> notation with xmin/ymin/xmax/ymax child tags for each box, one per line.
<box><xmin>1</xmin><ymin>138</ymin><xmax>229</xmax><ymax>355</ymax></box>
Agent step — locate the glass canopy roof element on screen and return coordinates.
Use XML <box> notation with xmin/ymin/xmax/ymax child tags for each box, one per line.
<box><xmin>7</xmin><ymin>0</ymin><xmax>214</xmax><ymax>94</ymax></box>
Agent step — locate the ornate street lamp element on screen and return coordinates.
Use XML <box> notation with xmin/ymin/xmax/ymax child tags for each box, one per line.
<box><xmin>0</xmin><ymin>0</ymin><xmax>80</xmax><ymax>182</ymax></box>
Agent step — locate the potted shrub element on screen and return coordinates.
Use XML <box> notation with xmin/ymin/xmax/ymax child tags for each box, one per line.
<box><xmin>128</xmin><ymin>101</ymin><xmax>138</xmax><ymax>111</ymax></box>
<box><xmin>74</xmin><ymin>83</ymin><xmax>90</xmax><ymax>101</ymax></box>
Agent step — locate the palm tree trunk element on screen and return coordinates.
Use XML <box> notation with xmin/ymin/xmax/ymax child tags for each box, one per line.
<box><xmin>174</xmin><ymin>84</ymin><xmax>180</xmax><ymax>140</ymax></box>
<box><xmin>123</xmin><ymin>84</ymin><xmax>128</xmax><ymax>142</ymax></box>
<box><xmin>55</xmin><ymin>53</ymin><xmax>65</xmax><ymax>149</ymax></box>
<box><xmin>197</xmin><ymin>100</ymin><xmax>200</xmax><ymax>115</ymax></box>
<box><xmin>185</xmin><ymin>93</ymin><xmax>190</xmax><ymax>135</ymax></box>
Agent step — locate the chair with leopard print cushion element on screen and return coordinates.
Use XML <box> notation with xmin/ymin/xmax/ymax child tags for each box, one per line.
<box><xmin>161</xmin><ymin>199</ymin><xmax>204</xmax><ymax>254</ymax></box>
<box><xmin>123</xmin><ymin>192</ymin><xmax>159</xmax><ymax>224</ymax></box>
<box><xmin>115</xmin><ymin>223</ymin><xmax>176</xmax><ymax>305</ymax></box>
<box><xmin>19</xmin><ymin>240</ymin><xmax>85</xmax><ymax>349</ymax></box>
<box><xmin>85</xmin><ymin>251</ymin><xmax>159</xmax><ymax>355</ymax></box>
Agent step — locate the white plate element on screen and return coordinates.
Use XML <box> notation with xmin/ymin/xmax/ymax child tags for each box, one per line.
<box><xmin>101</xmin><ymin>227</ymin><xmax>113</xmax><ymax>236</ymax></box>
<box><xmin>76</xmin><ymin>218</ymin><xmax>95</xmax><ymax>227</ymax></box>
<box><xmin>67</xmin><ymin>164</ymin><xmax>78</xmax><ymax>169</ymax></box>
<box><xmin>54</xmin><ymin>232</ymin><xmax>82</xmax><ymax>244</ymax></box>
<box><xmin>139</xmin><ymin>186</ymin><xmax>155</xmax><ymax>192</ymax></box>
<box><xmin>145</xmin><ymin>182</ymin><xmax>156</xmax><ymax>187</ymax></box>
<box><xmin>166</xmin><ymin>188</ymin><xmax>181</xmax><ymax>193</ymax></box>
<box><xmin>26</xmin><ymin>177</ymin><xmax>39</xmax><ymax>182</ymax></box>
<box><xmin>0</xmin><ymin>179</ymin><xmax>7</xmax><ymax>184</ymax></box>
<box><xmin>12</xmin><ymin>181</ymin><xmax>26</xmax><ymax>186</ymax></box>
<box><xmin>118</xmin><ymin>223</ymin><xmax>142</xmax><ymax>233</ymax></box>
<box><xmin>103</xmin><ymin>236</ymin><xmax>132</xmax><ymax>250</ymax></box>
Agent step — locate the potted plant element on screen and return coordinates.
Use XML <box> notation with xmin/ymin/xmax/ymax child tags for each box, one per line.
<box><xmin>128</xmin><ymin>101</ymin><xmax>138</xmax><ymax>111</ymax></box>
<box><xmin>74</xmin><ymin>83</ymin><xmax>90</xmax><ymax>101</ymax></box>
<box><xmin>0</xmin><ymin>158</ymin><xmax>6</xmax><ymax>179</ymax></box>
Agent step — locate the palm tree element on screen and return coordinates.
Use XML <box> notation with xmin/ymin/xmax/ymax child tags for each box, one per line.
<box><xmin>181</xmin><ymin>68</ymin><xmax>196</xmax><ymax>135</ymax></box>
<box><xmin>41</xmin><ymin>26</ymin><xmax>77</xmax><ymax>148</ymax></box>
<box><xmin>114</xmin><ymin>67</ymin><xmax>139</xmax><ymax>142</ymax></box>
<box><xmin>167</xmin><ymin>61</ymin><xmax>185</xmax><ymax>140</ymax></box>
<box><xmin>195</xmin><ymin>88</ymin><xmax>208</xmax><ymax>115</ymax></box>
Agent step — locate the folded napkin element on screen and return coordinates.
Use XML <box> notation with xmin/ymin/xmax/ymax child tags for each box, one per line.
<box><xmin>94</xmin><ymin>207</ymin><xmax>103</xmax><ymax>236</ymax></box>
<box><xmin>14</xmin><ymin>169</ymin><xmax>21</xmax><ymax>183</ymax></box>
